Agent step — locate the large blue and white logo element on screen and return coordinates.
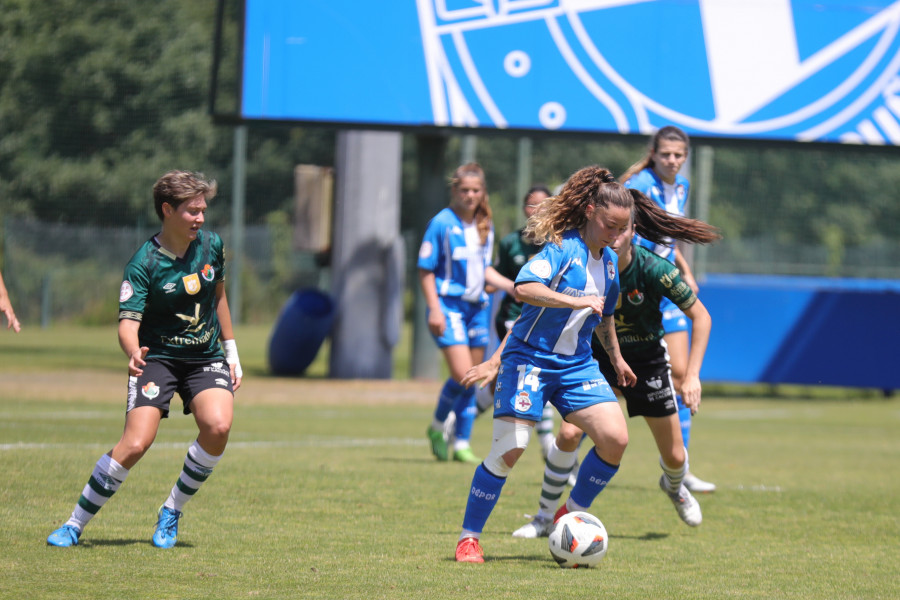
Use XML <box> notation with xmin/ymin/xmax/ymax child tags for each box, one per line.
<box><xmin>240</xmin><ymin>0</ymin><xmax>900</xmax><ymax>145</ymax></box>
<box><xmin>416</xmin><ymin>0</ymin><xmax>900</xmax><ymax>144</ymax></box>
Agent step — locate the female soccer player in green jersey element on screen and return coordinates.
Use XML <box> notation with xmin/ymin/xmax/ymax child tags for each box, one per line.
<box><xmin>47</xmin><ymin>170</ymin><xmax>243</xmax><ymax>549</ymax></box>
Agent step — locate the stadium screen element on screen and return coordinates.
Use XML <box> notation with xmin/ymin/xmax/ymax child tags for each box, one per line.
<box><xmin>240</xmin><ymin>0</ymin><xmax>900</xmax><ymax>145</ymax></box>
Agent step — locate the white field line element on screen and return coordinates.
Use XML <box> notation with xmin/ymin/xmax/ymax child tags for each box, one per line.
<box><xmin>0</xmin><ymin>437</ymin><xmax>425</xmax><ymax>452</ymax></box>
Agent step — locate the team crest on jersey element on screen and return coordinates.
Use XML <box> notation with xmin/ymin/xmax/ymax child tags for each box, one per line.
<box><xmin>119</xmin><ymin>281</ymin><xmax>133</xmax><ymax>302</ymax></box>
<box><xmin>514</xmin><ymin>391</ymin><xmax>532</xmax><ymax>413</ymax></box>
<box><xmin>182</xmin><ymin>273</ymin><xmax>201</xmax><ymax>295</ymax></box>
<box><xmin>646</xmin><ymin>376</ymin><xmax>663</xmax><ymax>390</ymax></box>
<box><xmin>201</xmin><ymin>264</ymin><xmax>215</xmax><ymax>282</ymax></box>
<box><xmin>528</xmin><ymin>259</ymin><xmax>552</xmax><ymax>279</ymax></box>
<box><xmin>626</xmin><ymin>289</ymin><xmax>644</xmax><ymax>306</ymax></box>
<box><xmin>142</xmin><ymin>382</ymin><xmax>160</xmax><ymax>399</ymax></box>
<box><xmin>606</xmin><ymin>260</ymin><xmax>615</xmax><ymax>280</ymax></box>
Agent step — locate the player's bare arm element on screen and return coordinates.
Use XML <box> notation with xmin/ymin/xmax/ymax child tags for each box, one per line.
<box><xmin>595</xmin><ymin>316</ymin><xmax>637</xmax><ymax>387</ymax></box>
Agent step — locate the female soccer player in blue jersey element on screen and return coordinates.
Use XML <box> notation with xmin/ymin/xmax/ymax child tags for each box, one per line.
<box><xmin>620</xmin><ymin>126</ymin><xmax>716</xmax><ymax>493</ymax></box>
<box><xmin>453</xmin><ymin>165</ymin><xmax>713</xmax><ymax>563</ymax></box>
<box><xmin>47</xmin><ymin>170</ymin><xmax>242</xmax><ymax>549</ymax></box>
<box><xmin>511</xmin><ymin>194</ymin><xmax>719</xmax><ymax>538</ymax></box>
<box><xmin>419</xmin><ymin>163</ymin><xmax>515</xmax><ymax>464</ymax></box>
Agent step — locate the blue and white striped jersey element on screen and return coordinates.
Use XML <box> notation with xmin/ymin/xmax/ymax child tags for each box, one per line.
<box><xmin>417</xmin><ymin>207</ymin><xmax>494</xmax><ymax>304</ymax></box>
<box><xmin>511</xmin><ymin>229</ymin><xmax>619</xmax><ymax>357</ymax></box>
<box><xmin>624</xmin><ymin>167</ymin><xmax>689</xmax><ymax>263</ymax></box>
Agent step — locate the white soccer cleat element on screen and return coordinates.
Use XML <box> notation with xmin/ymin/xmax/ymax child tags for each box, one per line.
<box><xmin>683</xmin><ymin>472</ymin><xmax>717</xmax><ymax>493</ymax></box>
<box><xmin>660</xmin><ymin>475</ymin><xmax>702</xmax><ymax>527</ymax></box>
<box><xmin>511</xmin><ymin>515</ymin><xmax>553</xmax><ymax>538</ymax></box>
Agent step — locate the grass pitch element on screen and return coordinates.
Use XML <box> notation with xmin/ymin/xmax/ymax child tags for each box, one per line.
<box><xmin>0</xmin><ymin>326</ymin><xmax>898</xmax><ymax>599</ymax></box>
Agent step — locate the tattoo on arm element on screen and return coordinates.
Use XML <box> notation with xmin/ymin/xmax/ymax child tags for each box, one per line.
<box><xmin>597</xmin><ymin>317</ymin><xmax>617</xmax><ymax>353</ymax></box>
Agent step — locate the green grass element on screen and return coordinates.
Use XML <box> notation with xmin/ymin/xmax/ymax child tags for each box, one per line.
<box><xmin>1</xmin><ymin>327</ymin><xmax>898</xmax><ymax>599</ymax></box>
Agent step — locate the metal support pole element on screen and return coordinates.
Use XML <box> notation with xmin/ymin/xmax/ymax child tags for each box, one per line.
<box><xmin>229</xmin><ymin>125</ymin><xmax>247</xmax><ymax>325</ymax></box>
<box><xmin>411</xmin><ymin>135</ymin><xmax>448</xmax><ymax>379</ymax></box>
<box><xmin>694</xmin><ymin>145</ymin><xmax>715</xmax><ymax>280</ymax></box>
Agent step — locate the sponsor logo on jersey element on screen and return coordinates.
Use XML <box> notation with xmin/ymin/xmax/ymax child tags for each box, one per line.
<box><xmin>528</xmin><ymin>259</ymin><xmax>552</xmax><ymax>279</ymax></box>
<box><xmin>660</xmin><ymin>272</ymin><xmax>675</xmax><ymax>289</ymax></box>
<box><xmin>514</xmin><ymin>390</ymin><xmax>532</xmax><ymax>412</ymax></box>
<box><xmin>606</xmin><ymin>260</ymin><xmax>615</xmax><ymax>281</ymax></box>
<box><xmin>215</xmin><ymin>377</ymin><xmax>229</xmax><ymax>387</ymax></box>
<box><xmin>142</xmin><ymin>382</ymin><xmax>160</xmax><ymax>400</ymax></box>
<box><xmin>119</xmin><ymin>280</ymin><xmax>133</xmax><ymax>302</ymax></box>
<box><xmin>182</xmin><ymin>273</ymin><xmax>201</xmax><ymax>295</ymax></box>
<box><xmin>418</xmin><ymin>241</ymin><xmax>433</xmax><ymax>260</ymax></box>
<box><xmin>201</xmin><ymin>264</ymin><xmax>215</xmax><ymax>282</ymax></box>
<box><xmin>176</xmin><ymin>303</ymin><xmax>204</xmax><ymax>333</ymax></box>
<box><xmin>626</xmin><ymin>289</ymin><xmax>644</xmax><ymax>306</ymax></box>
<box><xmin>163</xmin><ymin>282</ymin><xmax>177</xmax><ymax>294</ymax></box>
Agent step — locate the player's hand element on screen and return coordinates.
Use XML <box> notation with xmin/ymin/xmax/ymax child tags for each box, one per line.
<box><xmin>223</xmin><ymin>339</ymin><xmax>243</xmax><ymax>392</ymax></box>
<box><xmin>614</xmin><ymin>358</ymin><xmax>637</xmax><ymax>388</ymax></box>
<box><xmin>681</xmin><ymin>375</ymin><xmax>701</xmax><ymax>414</ymax></box>
<box><xmin>574</xmin><ymin>295</ymin><xmax>605</xmax><ymax>315</ymax></box>
<box><xmin>128</xmin><ymin>347</ymin><xmax>149</xmax><ymax>376</ymax></box>
<box><xmin>461</xmin><ymin>360</ymin><xmax>500</xmax><ymax>389</ymax></box>
<box><xmin>1</xmin><ymin>303</ymin><xmax>20</xmax><ymax>333</ymax></box>
<box><xmin>427</xmin><ymin>308</ymin><xmax>446</xmax><ymax>336</ymax></box>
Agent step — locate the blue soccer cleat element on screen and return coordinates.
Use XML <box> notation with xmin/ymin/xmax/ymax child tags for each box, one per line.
<box><xmin>47</xmin><ymin>524</ymin><xmax>81</xmax><ymax>547</ymax></box>
<box><xmin>152</xmin><ymin>506</ymin><xmax>182</xmax><ymax>548</ymax></box>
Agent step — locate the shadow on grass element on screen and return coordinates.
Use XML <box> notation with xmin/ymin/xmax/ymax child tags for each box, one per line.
<box><xmin>78</xmin><ymin>538</ymin><xmax>195</xmax><ymax>548</ymax></box>
<box><xmin>611</xmin><ymin>531</ymin><xmax>668</xmax><ymax>541</ymax></box>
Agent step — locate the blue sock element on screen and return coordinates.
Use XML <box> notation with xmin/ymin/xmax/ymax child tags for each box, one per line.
<box><xmin>435</xmin><ymin>378</ymin><xmax>464</xmax><ymax>422</ymax></box>
<box><xmin>676</xmin><ymin>394</ymin><xmax>692</xmax><ymax>448</ymax></box>
<box><xmin>453</xmin><ymin>386</ymin><xmax>477</xmax><ymax>442</ymax></box>
<box><xmin>569</xmin><ymin>447</ymin><xmax>619</xmax><ymax>509</ymax></box>
<box><xmin>462</xmin><ymin>464</ymin><xmax>506</xmax><ymax>534</ymax></box>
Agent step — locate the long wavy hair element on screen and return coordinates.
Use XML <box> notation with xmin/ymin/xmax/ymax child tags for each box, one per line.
<box><xmin>619</xmin><ymin>125</ymin><xmax>690</xmax><ymax>184</ymax></box>
<box><xmin>524</xmin><ymin>165</ymin><xmax>720</xmax><ymax>247</ymax></box>
<box><xmin>628</xmin><ymin>188</ymin><xmax>721</xmax><ymax>246</ymax></box>
<box><xmin>450</xmin><ymin>162</ymin><xmax>492</xmax><ymax>245</ymax></box>
<box><xmin>524</xmin><ymin>166</ymin><xmax>628</xmax><ymax>247</ymax></box>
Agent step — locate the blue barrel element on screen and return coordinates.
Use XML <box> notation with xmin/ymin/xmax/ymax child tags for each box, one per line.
<box><xmin>268</xmin><ymin>289</ymin><xmax>335</xmax><ymax>376</ymax></box>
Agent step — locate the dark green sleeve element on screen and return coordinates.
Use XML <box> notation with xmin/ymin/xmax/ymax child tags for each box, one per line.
<box><xmin>647</xmin><ymin>251</ymin><xmax>697</xmax><ymax>310</ymax></box>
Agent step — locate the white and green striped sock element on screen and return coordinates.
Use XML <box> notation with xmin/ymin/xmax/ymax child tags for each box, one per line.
<box><xmin>164</xmin><ymin>440</ymin><xmax>222</xmax><ymax>512</ymax></box>
<box><xmin>66</xmin><ymin>454</ymin><xmax>129</xmax><ymax>531</ymax></box>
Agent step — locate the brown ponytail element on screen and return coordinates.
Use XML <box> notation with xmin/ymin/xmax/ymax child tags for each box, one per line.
<box><xmin>629</xmin><ymin>189</ymin><xmax>721</xmax><ymax>246</ymax></box>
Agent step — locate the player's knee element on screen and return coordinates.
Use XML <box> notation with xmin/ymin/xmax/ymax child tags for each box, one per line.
<box><xmin>483</xmin><ymin>419</ymin><xmax>532</xmax><ymax>477</ymax></box>
<box><xmin>203</xmin><ymin>418</ymin><xmax>232</xmax><ymax>441</ymax></box>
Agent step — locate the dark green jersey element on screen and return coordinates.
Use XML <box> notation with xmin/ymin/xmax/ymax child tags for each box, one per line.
<box><xmin>494</xmin><ymin>228</ymin><xmax>543</xmax><ymax>328</ymax></box>
<box><xmin>118</xmin><ymin>230</ymin><xmax>226</xmax><ymax>361</ymax></box>
<box><xmin>613</xmin><ymin>245</ymin><xmax>696</xmax><ymax>354</ymax></box>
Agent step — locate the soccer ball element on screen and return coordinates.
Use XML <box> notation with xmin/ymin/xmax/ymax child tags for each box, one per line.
<box><xmin>548</xmin><ymin>511</ymin><xmax>608</xmax><ymax>568</ymax></box>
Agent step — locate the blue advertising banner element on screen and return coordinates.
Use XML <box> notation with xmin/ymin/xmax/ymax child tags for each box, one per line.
<box><xmin>242</xmin><ymin>0</ymin><xmax>900</xmax><ymax>145</ymax></box>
